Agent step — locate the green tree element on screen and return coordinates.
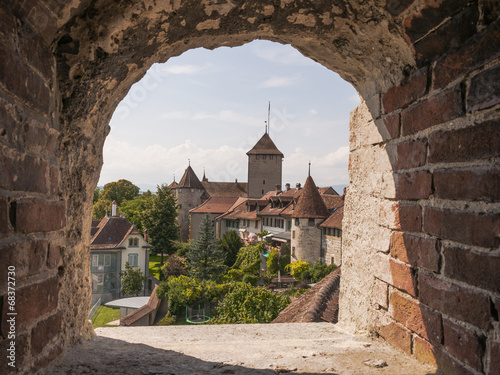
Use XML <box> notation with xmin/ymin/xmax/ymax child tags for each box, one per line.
<box><xmin>187</xmin><ymin>214</ymin><xmax>225</xmax><ymax>280</ymax></box>
<box><xmin>141</xmin><ymin>184</ymin><xmax>179</xmax><ymax>261</ymax></box>
<box><xmin>93</xmin><ymin>187</ymin><xmax>101</xmax><ymax>203</ymax></box>
<box><xmin>213</xmin><ymin>283</ymin><xmax>290</xmax><ymax>324</ymax></box>
<box><xmin>120</xmin><ymin>193</ymin><xmax>152</xmax><ymax>232</ymax></box>
<box><xmin>308</xmin><ymin>260</ymin><xmax>337</xmax><ymax>283</ymax></box>
<box><xmin>285</xmin><ymin>260</ymin><xmax>311</xmax><ymax>281</ymax></box>
<box><xmin>100</xmin><ymin>179</ymin><xmax>140</xmax><ymax>205</ymax></box>
<box><xmin>161</xmin><ymin>254</ymin><xmax>187</xmax><ymax>280</ymax></box>
<box><xmin>217</xmin><ymin>230</ymin><xmax>243</xmax><ymax>267</ymax></box>
<box><xmin>92</xmin><ymin>198</ymin><xmax>113</xmax><ymax>220</ymax></box>
<box><xmin>233</xmin><ymin>243</ymin><xmax>263</xmax><ymax>275</ymax></box>
<box><xmin>120</xmin><ymin>262</ymin><xmax>146</xmax><ymax>296</ymax></box>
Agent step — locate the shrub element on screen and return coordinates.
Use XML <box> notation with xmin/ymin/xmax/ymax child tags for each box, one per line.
<box><xmin>266</xmin><ymin>249</ymin><xmax>291</xmax><ymax>276</ymax></box>
<box><xmin>213</xmin><ymin>283</ymin><xmax>290</xmax><ymax>324</ymax></box>
<box><xmin>217</xmin><ymin>230</ymin><xmax>243</xmax><ymax>267</ymax></box>
<box><xmin>285</xmin><ymin>260</ymin><xmax>311</xmax><ymax>281</ymax></box>
<box><xmin>242</xmin><ymin>274</ymin><xmax>259</xmax><ymax>286</ymax></box>
<box><xmin>233</xmin><ymin>243</ymin><xmax>263</xmax><ymax>275</ymax></box>
<box><xmin>120</xmin><ymin>262</ymin><xmax>146</xmax><ymax>296</ymax></box>
<box><xmin>156</xmin><ymin>312</ymin><xmax>176</xmax><ymax>326</ymax></box>
<box><xmin>308</xmin><ymin>260</ymin><xmax>338</xmax><ymax>283</ymax></box>
<box><xmin>161</xmin><ymin>254</ymin><xmax>187</xmax><ymax>279</ymax></box>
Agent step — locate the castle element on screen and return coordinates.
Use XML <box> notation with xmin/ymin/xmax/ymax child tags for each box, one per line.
<box><xmin>170</xmin><ymin>130</ymin><xmax>344</xmax><ymax>266</ymax></box>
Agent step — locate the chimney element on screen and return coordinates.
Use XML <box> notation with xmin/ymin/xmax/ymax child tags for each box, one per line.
<box><xmin>285</xmin><ymin>183</ymin><xmax>290</xmax><ymax>191</ymax></box>
<box><xmin>296</xmin><ymin>183</ymin><xmax>301</xmax><ymax>190</ymax></box>
<box><xmin>342</xmin><ymin>187</ymin><xmax>347</xmax><ymax>200</ymax></box>
<box><xmin>235</xmin><ymin>178</ymin><xmax>238</xmax><ymax>185</ymax></box>
<box><xmin>275</xmin><ymin>184</ymin><xmax>281</xmax><ymax>194</ymax></box>
<box><xmin>111</xmin><ymin>200</ymin><xmax>117</xmax><ymax>216</ymax></box>
<box><xmin>144</xmin><ymin>229</ymin><xmax>149</xmax><ymax>243</ymax></box>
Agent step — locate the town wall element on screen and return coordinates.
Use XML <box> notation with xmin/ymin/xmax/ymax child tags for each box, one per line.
<box><xmin>0</xmin><ymin>1</ymin><xmax>498</xmax><ymax>374</ymax></box>
<box><xmin>322</xmin><ymin>233</ymin><xmax>342</xmax><ymax>266</ymax></box>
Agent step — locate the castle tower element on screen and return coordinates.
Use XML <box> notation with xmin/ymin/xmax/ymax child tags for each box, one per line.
<box><xmin>290</xmin><ymin>175</ymin><xmax>330</xmax><ymax>264</ymax></box>
<box><xmin>173</xmin><ymin>164</ymin><xmax>207</xmax><ymax>241</ymax></box>
<box><xmin>247</xmin><ymin>132</ymin><xmax>283</xmax><ymax>198</ymax></box>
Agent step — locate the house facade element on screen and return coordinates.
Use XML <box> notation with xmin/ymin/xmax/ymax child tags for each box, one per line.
<box><xmin>90</xmin><ymin>202</ymin><xmax>151</xmax><ymax>303</ymax></box>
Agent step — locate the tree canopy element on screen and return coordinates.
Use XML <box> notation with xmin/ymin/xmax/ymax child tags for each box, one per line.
<box><xmin>120</xmin><ymin>262</ymin><xmax>145</xmax><ymax>296</ymax></box>
<box><xmin>100</xmin><ymin>179</ymin><xmax>140</xmax><ymax>205</ymax></box>
<box><xmin>217</xmin><ymin>230</ymin><xmax>243</xmax><ymax>267</ymax></box>
<box><xmin>187</xmin><ymin>214</ymin><xmax>225</xmax><ymax>280</ymax></box>
<box><xmin>141</xmin><ymin>184</ymin><xmax>179</xmax><ymax>255</ymax></box>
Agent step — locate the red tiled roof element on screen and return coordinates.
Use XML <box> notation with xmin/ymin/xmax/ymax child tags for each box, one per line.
<box><xmin>90</xmin><ymin>216</ymin><xmax>145</xmax><ymax>250</ymax></box>
<box><xmin>189</xmin><ymin>196</ymin><xmax>239</xmax><ymax>214</ymax></box>
<box><xmin>201</xmin><ymin>181</ymin><xmax>247</xmax><ymax>197</ymax></box>
<box><xmin>318</xmin><ymin>186</ymin><xmax>339</xmax><ymax>195</ymax></box>
<box><xmin>178</xmin><ymin>165</ymin><xmax>205</xmax><ymax>189</ymax></box>
<box><xmin>321</xmin><ymin>195</ymin><xmax>344</xmax><ymax>211</ymax></box>
<box><xmin>246</xmin><ymin>133</ymin><xmax>284</xmax><ymax>157</ymax></box>
<box><xmin>121</xmin><ymin>285</ymin><xmax>161</xmax><ymax>326</ymax></box>
<box><xmin>320</xmin><ymin>206</ymin><xmax>344</xmax><ymax>229</ymax></box>
<box><xmin>272</xmin><ymin>267</ymin><xmax>341</xmax><ymax>324</ymax></box>
<box><xmin>291</xmin><ymin>176</ymin><xmax>330</xmax><ymax>219</ymax></box>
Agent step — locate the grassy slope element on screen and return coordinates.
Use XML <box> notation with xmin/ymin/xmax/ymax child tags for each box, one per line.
<box><xmin>91</xmin><ymin>306</ymin><xmax>120</xmax><ymax>328</ymax></box>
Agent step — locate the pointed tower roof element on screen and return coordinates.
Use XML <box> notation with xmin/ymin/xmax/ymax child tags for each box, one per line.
<box><xmin>178</xmin><ymin>165</ymin><xmax>205</xmax><ymax>189</ymax></box>
<box><xmin>291</xmin><ymin>175</ymin><xmax>330</xmax><ymax>218</ymax></box>
<box><xmin>246</xmin><ymin>133</ymin><xmax>284</xmax><ymax>157</ymax></box>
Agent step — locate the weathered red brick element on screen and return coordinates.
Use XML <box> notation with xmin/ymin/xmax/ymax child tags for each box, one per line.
<box><xmin>394</xmin><ymin>138</ymin><xmax>427</xmax><ymax>170</ymax></box>
<box><xmin>468</xmin><ymin>63</ymin><xmax>500</xmax><ymax>112</ymax></box>
<box><xmin>382</xmin><ymin>112</ymin><xmax>400</xmax><ymax>139</ymax></box>
<box><xmin>414</xmin><ymin>335</ymin><xmax>438</xmax><ymax>367</ymax></box>
<box><xmin>0</xmin><ymin>98</ymin><xmax>20</xmax><ymax>149</ymax></box>
<box><xmin>395</xmin><ymin>170</ymin><xmax>432</xmax><ymax>200</ymax></box>
<box><xmin>429</xmin><ymin>119</ymin><xmax>500</xmax><ymax>163</ymax></box>
<box><xmin>488</xmin><ymin>341</ymin><xmax>500</xmax><ymax>375</ymax></box>
<box><xmin>23</xmin><ymin>120</ymin><xmax>58</xmax><ymax>156</ymax></box>
<box><xmin>15</xmin><ymin>198</ymin><xmax>66</xmax><ymax>233</ymax></box>
<box><xmin>390</xmin><ymin>259</ymin><xmax>417</xmax><ymax>297</ymax></box>
<box><xmin>31</xmin><ymin>311</ymin><xmax>62</xmax><ymax>355</ymax></box>
<box><xmin>423</xmin><ymin>206</ymin><xmax>500</xmax><ymax>248</ymax></box>
<box><xmin>0</xmin><ymin>196</ymin><xmax>9</xmax><ymax>236</ymax></box>
<box><xmin>433</xmin><ymin>20</ymin><xmax>500</xmax><ymax>89</ymax></box>
<box><xmin>444</xmin><ymin>246</ymin><xmax>500</xmax><ymax>294</ymax></box>
<box><xmin>32</xmin><ymin>343</ymin><xmax>64</xmax><ymax>374</ymax></box>
<box><xmin>0</xmin><ymin>39</ymin><xmax>50</xmax><ymax>114</ymax></box>
<box><xmin>378</xmin><ymin>321</ymin><xmax>412</xmax><ymax>355</ymax></box>
<box><xmin>403</xmin><ymin>0</ymin><xmax>472</xmax><ymax>43</ymax></box>
<box><xmin>390</xmin><ymin>290</ymin><xmax>442</xmax><ymax>345</ymax></box>
<box><xmin>419</xmin><ymin>273</ymin><xmax>492</xmax><ymax>330</ymax></box>
<box><xmin>1</xmin><ymin>277</ymin><xmax>58</xmax><ymax>333</ymax></box>
<box><xmin>412</xmin><ymin>5</ymin><xmax>479</xmax><ymax>67</ymax></box>
<box><xmin>434</xmin><ymin>347</ymin><xmax>476</xmax><ymax>375</ymax></box>
<box><xmin>18</xmin><ymin>29</ymin><xmax>55</xmax><ymax>81</ymax></box>
<box><xmin>0</xmin><ymin>240</ymin><xmax>48</xmax><ymax>286</ymax></box>
<box><xmin>390</xmin><ymin>231</ymin><xmax>439</xmax><ymax>273</ymax></box>
<box><xmin>0</xmin><ymin>147</ymin><xmax>49</xmax><ymax>194</ymax></box>
<box><xmin>392</xmin><ymin>203</ymin><xmax>422</xmax><ymax>232</ymax></box>
<box><xmin>402</xmin><ymin>85</ymin><xmax>464</xmax><ymax>136</ymax></box>
<box><xmin>443</xmin><ymin>318</ymin><xmax>485</xmax><ymax>372</ymax></box>
<box><xmin>434</xmin><ymin>166</ymin><xmax>500</xmax><ymax>202</ymax></box>
<box><xmin>383</xmin><ymin>67</ymin><xmax>428</xmax><ymax>113</ymax></box>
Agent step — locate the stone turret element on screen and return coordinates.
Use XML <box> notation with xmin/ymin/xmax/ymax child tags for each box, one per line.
<box><xmin>290</xmin><ymin>175</ymin><xmax>329</xmax><ymax>264</ymax></box>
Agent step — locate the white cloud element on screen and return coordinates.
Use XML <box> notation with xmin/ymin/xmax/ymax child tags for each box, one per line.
<box><xmin>160</xmin><ymin>63</ymin><xmax>212</xmax><ymax>75</ymax></box>
<box><xmin>309</xmin><ymin>109</ymin><xmax>318</xmax><ymax>116</ymax></box>
<box><xmin>157</xmin><ymin>110</ymin><xmax>262</xmax><ymax>128</ymax></box>
<box><xmin>251</xmin><ymin>42</ymin><xmax>317</xmax><ymax>67</ymax></box>
<box><xmin>258</xmin><ymin>75</ymin><xmax>300</xmax><ymax>88</ymax></box>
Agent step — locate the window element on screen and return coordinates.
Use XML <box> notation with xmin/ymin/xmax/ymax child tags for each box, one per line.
<box><xmin>104</xmin><ymin>254</ymin><xmax>111</xmax><ymax>266</ymax></box>
<box><xmin>263</xmin><ymin>179</ymin><xmax>266</xmax><ymax>184</ymax></box>
<box><xmin>292</xmin><ymin>247</ymin><xmax>296</xmax><ymax>257</ymax></box>
<box><xmin>262</xmin><ymin>155</ymin><xmax>266</xmax><ymax>160</ymax></box>
<box><xmin>107</xmin><ymin>236</ymin><xmax>112</xmax><ymax>242</ymax></box>
<box><xmin>287</xmin><ymin>221</ymin><xmax>292</xmax><ymax>230</ymax></box>
<box><xmin>128</xmin><ymin>253</ymin><xmax>138</xmax><ymax>267</ymax></box>
<box><xmin>256</xmin><ymin>155</ymin><xmax>260</xmax><ymax>160</ymax></box>
<box><xmin>270</xmin><ymin>155</ymin><xmax>273</xmax><ymax>160</ymax></box>
<box><xmin>331</xmin><ymin>257</ymin><xmax>335</xmax><ymax>265</ymax></box>
<box><xmin>292</xmin><ymin>230</ymin><xmax>295</xmax><ymax>239</ymax></box>
<box><xmin>255</xmin><ymin>220</ymin><xmax>258</xmax><ymax>228</ymax></box>
<box><xmin>262</xmin><ymin>190</ymin><xmax>264</xmax><ymax>194</ymax></box>
<box><xmin>179</xmin><ymin>204</ymin><xmax>182</xmax><ymax>209</ymax></box>
<box><xmin>128</xmin><ymin>237</ymin><xmax>139</xmax><ymax>247</ymax></box>
<box><xmin>308</xmin><ymin>218</ymin><xmax>315</xmax><ymax>226</ymax></box>
<box><xmin>295</xmin><ymin>218</ymin><xmax>299</xmax><ymax>226</ymax></box>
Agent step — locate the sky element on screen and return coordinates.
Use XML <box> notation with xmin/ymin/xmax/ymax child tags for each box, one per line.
<box><xmin>99</xmin><ymin>40</ymin><xmax>360</xmax><ymax>193</ymax></box>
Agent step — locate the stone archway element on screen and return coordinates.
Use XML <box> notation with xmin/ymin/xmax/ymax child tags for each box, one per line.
<box><xmin>1</xmin><ymin>1</ymin><xmax>498</xmax><ymax>374</ymax></box>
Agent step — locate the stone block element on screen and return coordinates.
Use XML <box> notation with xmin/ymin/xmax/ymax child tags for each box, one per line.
<box><xmin>31</xmin><ymin>311</ymin><xmax>62</xmax><ymax>355</ymax></box>
<box><xmin>394</xmin><ymin>170</ymin><xmax>432</xmax><ymax>200</ymax></box>
<box><xmin>401</xmin><ymin>85</ymin><xmax>464</xmax><ymax>136</ymax></box>
<box><xmin>393</xmin><ymin>138</ymin><xmax>427</xmax><ymax>170</ymax></box>
<box><xmin>373</xmin><ymin>278</ymin><xmax>388</xmax><ymax>309</ymax></box>
<box><xmin>443</xmin><ymin>318</ymin><xmax>485</xmax><ymax>372</ymax></box>
<box><xmin>443</xmin><ymin>245</ymin><xmax>500</xmax><ymax>294</ymax></box>
<box><xmin>390</xmin><ymin>231</ymin><xmax>439</xmax><ymax>273</ymax></box>
<box><xmin>389</xmin><ymin>290</ymin><xmax>442</xmax><ymax>345</ymax></box>
<box><xmin>15</xmin><ymin>198</ymin><xmax>66</xmax><ymax>233</ymax></box>
<box><xmin>419</xmin><ymin>273</ymin><xmax>492</xmax><ymax>330</ymax></box>
<box><xmin>488</xmin><ymin>341</ymin><xmax>500</xmax><ymax>375</ymax></box>
<box><xmin>389</xmin><ymin>259</ymin><xmax>417</xmax><ymax>297</ymax></box>
<box><xmin>467</xmin><ymin>63</ymin><xmax>500</xmax><ymax>112</ymax></box>
<box><xmin>0</xmin><ymin>196</ymin><xmax>9</xmax><ymax>237</ymax></box>
<box><xmin>0</xmin><ymin>240</ymin><xmax>48</xmax><ymax>286</ymax></box>
<box><xmin>423</xmin><ymin>206</ymin><xmax>500</xmax><ymax>249</ymax></box>
<box><xmin>434</xmin><ymin>166</ymin><xmax>500</xmax><ymax>202</ymax></box>
<box><xmin>378</xmin><ymin>321</ymin><xmax>412</xmax><ymax>355</ymax></box>
<box><xmin>428</xmin><ymin>119</ymin><xmax>500</xmax><ymax>163</ymax></box>
<box><xmin>374</xmin><ymin>113</ymin><xmax>400</xmax><ymax>141</ymax></box>
<box><xmin>414</xmin><ymin>335</ymin><xmax>438</xmax><ymax>367</ymax></box>
<box><xmin>391</xmin><ymin>202</ymin><xmax>422</xmax><ymax>232</ymax></box>
<box><xmin>383</xmin><ymin>67</ymin><xmax>428</xmax><ymax>113</ymax></box>
<box><xmin>0</xmin><ymin>332</ymin><xmax>29</xmax><ymax>374</ymax></box>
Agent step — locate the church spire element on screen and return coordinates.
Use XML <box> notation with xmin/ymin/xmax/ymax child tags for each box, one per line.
<box><xmin>308</xmin><ymin>161</ymin><xmax>311</xmax><ymax>177</ymax></box>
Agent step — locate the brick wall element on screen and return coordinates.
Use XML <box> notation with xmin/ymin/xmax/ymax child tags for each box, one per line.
<box><xmin>342</xmin><ymin>2</ymin><xmax>500</xmax><ymax>374</ymax></box>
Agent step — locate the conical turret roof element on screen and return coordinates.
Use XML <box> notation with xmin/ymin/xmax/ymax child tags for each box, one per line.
<box><xmin>246</xmin><ymin>133</ymin><xmax>284</xmax><ymax>156</ymax></box>
<box><xmin>291</xmin><ymin>176</ymin><xmax>330</xmax><ymax>219</ymax></box>
<box><xmin>178</xmin><ymin>165</ymin><xmax>205</xmax><ymax>190</ymax></box>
